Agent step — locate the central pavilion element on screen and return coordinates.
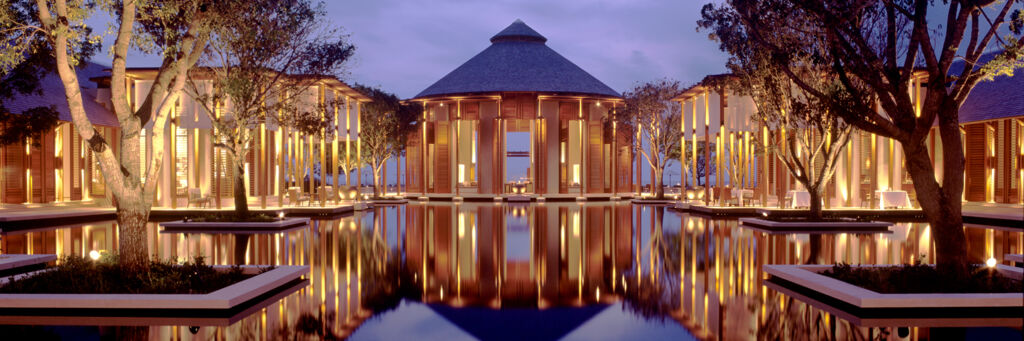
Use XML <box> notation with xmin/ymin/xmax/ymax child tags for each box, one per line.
<box><xmin>407</xmin><ymin>20</ymin><xmax>631</xmax><ymax>200</ymax></box>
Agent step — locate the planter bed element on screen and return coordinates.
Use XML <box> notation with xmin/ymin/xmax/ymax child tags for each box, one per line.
<box><xmin>0</xmin><ymin>265</ymin><xmax>308</xmax><ymax>317</ymax></box>
<box><xmin>368</xmin><ymin>197</ymin><xmax>409</xmax><ymax>204</ymax></box>
<box><xmin>0</xmin><ymin>277</ymin><xmax>305</xmax><ymax>326</ymax></box>
<box><xmin>670</xmin><ymin>202</ymin><xmax>690</xmax><ymax>211</ymax></box>
<box><xmin>764</xmin><ymin>264</ymin><xmax>1023</xmax><ymax>312</ymax></box>
<box><xmin>630</xmin><ymin>198</ymin><xmax>676</xmax><ymax>205</ymax></box>
<box><xmin>0</xmin><ymin>254</ymin><xmax>56</xmax><ymax>277</ymax></box>
<box><xmin>739</xmin><ymin>217</ymin><xmax>892</xmax><ymax>233</ymax></box>
<box><xmin>161</xmin><ymin>217</ymin><xmax>309</xmax><ymax>233</ymax></box>
<box><xmin>687</xmin><ymin>204</ymin><xmax>760</xmax><ymax>217</ymax></box>
<box><xmin>763</xmin><ymin>278</ymin><xmax>1023</xmax><ymax>328</ymax></box>
<box><xmin>756</xmin><ymin>208</ymin><xmax>925</xmax><ymax>221</ymax></box>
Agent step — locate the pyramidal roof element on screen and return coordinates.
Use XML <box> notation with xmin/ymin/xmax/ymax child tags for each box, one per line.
<box><xmin>413</xmin><ymin>20</ymin><xmax>621</xmax><ymax>99</ymax></box>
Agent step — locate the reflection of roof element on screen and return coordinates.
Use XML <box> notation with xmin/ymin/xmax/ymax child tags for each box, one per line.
<box><xmin>428</xmin><ymin>303</ymin><xmax>608</xmax><ymax>341</ymax></box>
<box><xmin>413</xmin><ymin>20</ymin><xmax>621</xmax><ymax>99</ymax></box>
<box><xmin>4</xmin><ymin>61</ymin><xmax>119</xmax><ymax>127</ymax></box>
<box><xmin>951</xmin><ymin>50</ymin><xmax>1024</xmax><ymax>123</ymax></box>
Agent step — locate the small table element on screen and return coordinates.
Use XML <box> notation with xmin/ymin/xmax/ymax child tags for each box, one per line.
<box><xmin>731</xmin><ymin>189</ymin><xmax>754</xmax><ymax>206</ymax></box>
<box><xmin>876</xmin><ymin>190</ymin><xmax>911</xmax><ymax>209</ymax></box>
<box><xmin>788</xmin><ymin>190</ymin><xmax>811</xmax><ymax>209</ymax></box>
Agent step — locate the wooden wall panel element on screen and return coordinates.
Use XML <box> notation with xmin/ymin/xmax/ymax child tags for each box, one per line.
<box><xmin>42</xmin><ymin>133</ymin><xmax>56</xmax><ymax>202</ymax></box>
<box><xmin>964</xmin><ymin>124</ymin><xmax>986</xmax><ymax>202</ymax></box>
<box><xmin>616</xmin><ymin>127</ymin><xmax>632</xmax><ymax>193</ymax></box>
<box><xmin>434</xmin><ymin>121</ymin><xmax>451</xmax><ymax>193</ymax></box>
<box><xmin>3</xmin><ymin>143</ymin><xmax>25</xmax><ymax>203</ymax></box>
<box><xmin>587</xmin><ymin>122</ymin><xmax>603</xmax><ymax>193</ymax></box>
<box><xmin>535</xmin><ymin>119</ymin><xmax>547</xmax><ymax>194</ymax></box>
<box><xmin>406</xmin><ymin>130</ymin><xmax>423</xmax><ymax>193</ymax></box>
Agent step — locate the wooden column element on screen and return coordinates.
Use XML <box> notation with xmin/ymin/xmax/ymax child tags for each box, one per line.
<box><xmin>356</xmin><ymin>101</ymin><xmax>362</xmax><ymax>193</ymax></box>
<box><xmin>260</xmin><ymin>123</ymin><xmax>267</xmax><ymax>209</ymax></box>
<box><xmin>332</xmin><ymin>92</ymin><xmax>339</xmax><ymax>203</ymax></box>
<box><xmin>719</xmin><ymin>91</ymin><xmax>727</xmax><ymax>204</ymax></box>
<box><xmin>422</xmin><ymin>103</ymin><xmax>428</xmax><ymax>196</ymax></box>
<box><xmin>681</xmin><ymin>99</ymin><xmax>686</xmax><ymax>189</ymax></box>
<box><xmin>703</xmin><ymin>90</ymin><xmax>710</xmax><ymax>205</ymax></box>
<box><xmin>455</xmin><ymin>100</ymin><xmax>461</xmax><ymax>197</ymax></box>
<box><xmin>692</xmin><ymin>96</ymin><xmax>697</xmax><ymax>191</ymax></box>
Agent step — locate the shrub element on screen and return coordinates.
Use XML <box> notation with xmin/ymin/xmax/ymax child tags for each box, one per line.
<box><xmin>0</xmin><ymin>255</ymin><xmax>261</xmax><ymax>294</ymax></box>
<box><xmin>822</xmin><ymin>262</ymin><xmax>1021</xmax><ymax>294</ymax></box>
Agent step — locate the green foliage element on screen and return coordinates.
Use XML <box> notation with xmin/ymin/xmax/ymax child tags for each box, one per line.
<box><xmin>0</xmin><ymin>255</ymin><xmax>259</xmax><ymax>294</ymax></box>
<box><xmin>618</xmin><ymin>79</ymin><xmax>684</xmax><ymax>197</ymax></box>
<box><xmin>823</xmin><ymin>262</ymin><xmax>1022</xmax><ymax>294</ymax></box>
<box><xmin>352</xmin><ymin>84</ymin><xmax>421</xmax><ymax>195</ymax></box>
<box><xmin>0</xmin><ymin>0</ymin><xmax>99</xmax><ymax>147</ymax></box>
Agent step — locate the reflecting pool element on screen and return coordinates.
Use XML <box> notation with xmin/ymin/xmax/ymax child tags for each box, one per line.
<box><xmin>0</xmin><ymin>202</ymin><xmax>1021</xmax><ymax>340</ymax></box>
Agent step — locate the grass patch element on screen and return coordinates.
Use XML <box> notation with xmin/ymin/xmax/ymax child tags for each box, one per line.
<box><xmin>184</xmin><ymin>213</ymin><xmax>280</xmax><ymax>223</ymax></box>
<box><xmin>0</xmin><ymin>256</ymin><xmax>264</xmax><ymax>294</ymax></box>
<box><xmin>822</xmin><ymin>262</ymin><xmax>1021</xmax><ymax>294</ymax></box>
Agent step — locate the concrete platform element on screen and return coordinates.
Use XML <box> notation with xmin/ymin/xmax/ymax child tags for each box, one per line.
<box><xmin>1006</xmin><ymin>254</ymin><xmax>1023</xmax><ymax>266</ymax></box>
<box><xmin>368</xmin><ymin>198</ymin><xmax>408</xmax><ymax>205</ymax></box>
<box><xmin>630</xmin><ymin>198</ymin><xmax>676</xmax><ymax>205</ymax></box>
<box><xmin>160</xmin><ymin>217</ymin><xmax>310</xmax><ymax>234</ymax></box>
<box><xmin>0</xmin><ymin>254</ymin><xmax>56</xmax><ymax>277</ymax></box>
<box><xmin>0</xmin><ymin>207</ymin><xmax>116</xmax><ymax>231</ymax></box>
<box><xmin>961</xmin><ymin>202</ymin><xmax>1023</xmax><ymax>228</ymax></box>
<box><xmin>739</xmin><ymin>217</ymin><xmax>893</xmax><ymax>233</ymax></box>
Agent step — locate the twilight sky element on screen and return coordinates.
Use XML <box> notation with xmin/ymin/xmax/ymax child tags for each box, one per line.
<box><xmin>88</xmin><ymin>0</ymin><xmax>730</xmax><ymax>99</ymax></box>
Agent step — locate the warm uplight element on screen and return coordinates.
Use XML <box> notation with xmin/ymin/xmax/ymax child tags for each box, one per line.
<box><xmin>89</xmin><ymin>250</ymin><xmax>100</xmax><ymax>260</ymax></box>
<box><xmin>278</xmin><ymin>212</ymin><xmax>285</xmax><ymax>219</ymax></box>
<box><xmin>595</xmin><ymin>287</ymin><xmax>600</xmax><ymax>301</ymax></box>
<box><xmin>986</xmin><ymin>257</ymin><xmax>997</xmax><ymax>268</ymax></box>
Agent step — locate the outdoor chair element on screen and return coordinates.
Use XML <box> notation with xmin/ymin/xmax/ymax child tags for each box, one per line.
<box><xmin>315</xmin><ymin>185</ymin><xmax>340</xmax><ymax>203</ymax></box>
<box><xmin>186</xmin><ymin>188</ymin><xmax>210</xmax><ymax>208</ymax></box>
<box><xmin>288</xmin><ymin>187</ymin><xmax>311</xmax><ymax>206</ymax></box>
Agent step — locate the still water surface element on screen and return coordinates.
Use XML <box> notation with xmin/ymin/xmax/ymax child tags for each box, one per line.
<box><xmin>0</xmin><ymin>202</ymin><xmax>1021</xmax><ymax>340</ymax></box>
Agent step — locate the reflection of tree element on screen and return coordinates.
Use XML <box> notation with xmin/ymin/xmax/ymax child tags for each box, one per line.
<box><xmin>758</xmin><ymin>294</ymin><xmax>872</xmax><ymax>341</ymax></box>
<box><xmin>622</xmin><ymin>206</ymin><xmax>681</xmax><ymax>320</ymax></box>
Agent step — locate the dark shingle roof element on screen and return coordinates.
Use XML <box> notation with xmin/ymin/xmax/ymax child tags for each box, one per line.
<box><xmin>413</xmin><ymin>20</ymin><xmax>621</xmax><ymax>99</ymax></box>
<box><xmin>950</xmin><ymin>50</ymin><xmax>1024</xmax><ymax>123</ymax></box>
<box><xmin>4</xmin><ymin>61</ymin><xmax>118</xmax><ymax>127</ymax></box>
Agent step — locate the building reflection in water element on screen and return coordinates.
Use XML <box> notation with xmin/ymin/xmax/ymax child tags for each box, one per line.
<box><xmin>0</xmin><ymin>203</ymin><xmax>1020</xmax><ymax>340</ymax></box>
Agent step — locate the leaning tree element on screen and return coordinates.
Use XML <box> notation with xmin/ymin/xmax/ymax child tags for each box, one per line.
<box><xmin>1</xmin><ymin>0</ymin><xmax>217</xmax><ymax>272</ymax></box>
<box><xmin>187</xmin><ymin>0</ymin><xmax>354</xmax><ymax>217</ymax></box>
<box><xmin>698</xmin><ymin>4</ymin><xmax>858</xmax><ymax>217</ymax></box>
<box><xmin>352</xmin><ymin>85</ymin><xmax>419</xmax><ymax>198</ymax></box>
<box><xmin>619</xmin><ymin>79</ymin><xmax>684</xmax><ymax>199</ymax></box>
<box><xmin>701</xmin><ymin>0</ymin><xmax>1024</xmax><ymax>273</ymax></box>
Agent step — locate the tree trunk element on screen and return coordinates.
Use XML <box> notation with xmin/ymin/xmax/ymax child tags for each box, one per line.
<box><xmin>116</xmin><ymin>197</ymin><xmax>149</xmax><ymax>273</ymax></box>
<box><xmin>807</xmin><ymin>187</ymin><xmax>823</xmax><ymax>220</ymax></box>
<box><xmin>904</xmin><ymin>127</ymin><xmax>967</xmax><ymax>274</ymax></box>
<box><xmin>653</xmin><ymin>166</ymin><xmax>664</xmax><ymax>199</ymax></box>
<box><xmin>233</xmin><ymin>161</ymin><xmax>249</xmax><ymax>218</ymax></box>
<box><xmin>372</xmin><ymin>163</ymin><xmax>382</xmax><ymax>198</ymax></box>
